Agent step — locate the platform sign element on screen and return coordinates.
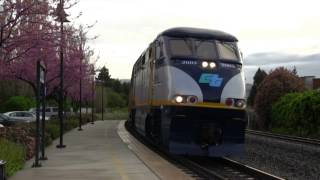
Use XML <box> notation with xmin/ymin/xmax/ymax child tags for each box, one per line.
<box><xmin>39</xmin><ymin>62</ymin><xmax>46</xmax><ymax>84</ymax></box>
<box><xmin>40</xmin><ymin>69</ymin><xmax>45</xmax><ymax>84</ymax></box>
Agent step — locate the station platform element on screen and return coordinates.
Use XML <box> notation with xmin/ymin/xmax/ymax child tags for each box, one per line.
<box><xmin>10</xmin><ymin>120</ymin><xmax>193</xmax><ymax>180</ymax></box>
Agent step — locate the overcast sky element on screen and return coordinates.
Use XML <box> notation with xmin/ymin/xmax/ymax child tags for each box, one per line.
<box><xmin>70</xmin><ymin>0</ymin><xmax>320</xmax><ymax>83</ymax></box>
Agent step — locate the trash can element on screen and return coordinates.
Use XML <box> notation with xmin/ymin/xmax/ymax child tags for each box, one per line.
<box><xmin>0</xmin><ymin>160</ymin><xmax>6</xmax><ymax>180</ymax></box>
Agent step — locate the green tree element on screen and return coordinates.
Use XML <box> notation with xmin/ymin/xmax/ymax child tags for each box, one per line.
<box><xmin>97</xmin><ymin>66</ymin><xmax>111</xmax><ymax>85</ymax></box>
<box><xmin>111</xmin><ymin>79</ymin><xmax>122</xmax><ymax>92</ymax></box>
<box><xmin>247</xmin><ymin>68</ymin><xmax>267</xmax><ymax>106</ymax></box>
<box><xmin>121</xmin><ymin>82</ymin><xmax>130</xmax><ymax>105</ymax></box>
<box><xmin>292</xmin><ymin>66</ymin><xmax>298</xmax><ymax>75</ymax></box>
<box><xmin>95</xmin><ymin>67</ymin><xmax>130</xmax><ymax>110</ymax></box>
<box><xmin>3</xmin><ymin>96</ymin><xmax>35</xmax><ymax>112</ymax></box>
<box><xmin>254</xmin><ymin>67</ymin><xmax>305</xmax><ymax>130</ymax></box>
<box><xmin>106</xmin><ymin>89</ymin><xmax>126</xmax><ymax>108</ymax></box>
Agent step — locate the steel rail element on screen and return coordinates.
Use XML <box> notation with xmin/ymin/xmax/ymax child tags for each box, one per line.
<box><xmin>220</xmin><ymin>157</ymin><xmax>286</xmax><ymax>180</ymax></box>
<box><xmin>186</xmin><ymin>156</ymin><xmax>286</xmax><ymax>180</ymax></box>
<box><xmin>246</xmin><ymin>129</ymin><xmax>320</xmax><ymax>146</ymax></box>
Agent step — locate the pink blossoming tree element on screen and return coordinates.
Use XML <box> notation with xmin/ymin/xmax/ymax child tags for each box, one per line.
<box><xmin>0</xmin><ymin>0</ymin><xmax>96</xmax><ymax>104</ymax></box>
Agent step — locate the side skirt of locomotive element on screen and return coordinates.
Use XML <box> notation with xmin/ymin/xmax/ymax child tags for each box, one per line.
<box><xmin>131</xmin><ymin>105</ymin><xmax>247</xmax><ymax>157</ymax></box>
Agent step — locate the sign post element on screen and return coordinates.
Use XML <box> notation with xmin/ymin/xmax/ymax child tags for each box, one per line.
<box><xmin>0</xmin><ymin>160</ymin><xmax>6</xmax><ymax>180</ymax></box>
<box><xmin>33</xmin><ymin>61</ymin><xmax>46</xmax><ymax>167</ymax></box>
<box><xmin>40</xmin><ymin>74</ymin><xmax>47</xmax><ymax>160</ymax></box>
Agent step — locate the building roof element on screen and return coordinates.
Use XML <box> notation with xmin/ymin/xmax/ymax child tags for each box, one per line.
<box><xmin>158</xmin><ymin>27</ymin><xmax>238</xmax><ymax>42</ymax></box>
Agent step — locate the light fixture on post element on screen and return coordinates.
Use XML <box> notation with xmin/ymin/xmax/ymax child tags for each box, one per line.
<box><xmin>55</xmin><ymin>0</ymin><xmax>70</xmax><ymax>149</ymax></box>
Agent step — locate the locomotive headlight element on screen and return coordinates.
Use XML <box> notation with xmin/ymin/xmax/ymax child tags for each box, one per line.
<box><xmin>235</xmin><ymin>99</ymin><xmax>246</xmax><ymax>108</ymax></box>
<box><xmin>202</xmin><ymin>61</ymin><xmax>209</xmax><ymax>68</ymax></box>
<box><xmin>209</xmin><ymin>62</ymin><xmax>216</xmax><ymax>69</ymax></box>
<box><xmin>175</xmin><ymin>96</ymin><xmax>184</xmax><ymax>103</ymax></box>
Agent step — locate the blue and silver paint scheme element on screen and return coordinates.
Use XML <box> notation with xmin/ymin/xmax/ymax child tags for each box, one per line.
<box><xmin>129</xmin><ymin>27</ymin><xmax>247</xmax><ymax>157</ymax></box>
<box><xmin>153</xmin><ymin>59</ymin><xmax>246</xmax><ymax>157</ymax></box>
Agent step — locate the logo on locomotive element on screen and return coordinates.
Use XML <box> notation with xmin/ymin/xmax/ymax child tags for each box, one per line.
<box><xmin>199</xmin><ymin>73</ymin><xmax>223</xmax><ymax>87</ymax></box>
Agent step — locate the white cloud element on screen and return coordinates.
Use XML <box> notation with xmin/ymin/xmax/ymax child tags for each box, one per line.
<box><xmin>69</xmin><ymin>0</ymin><xmax>320</xmax><ymax>79</ymax></box>
<box><xmin>244</xmin><ymin>53</ymin><xmax>320</xmax><ymax>83</ymax></box>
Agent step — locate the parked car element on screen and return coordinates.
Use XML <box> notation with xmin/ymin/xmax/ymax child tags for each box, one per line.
<box><xmin>0</xmin><ymin>113</ymin><xmax>16</xmax><ymax>126</ymax></box>
<box><xmin>0</xmin><ymin>123</ymin><xmax>4</xmax><ymax>128</ymax></box>
<box><xmin>3</xmin><ymin>111</ymin><xmax>49</xmax><ymax>123</ymax></box>
<box><xmin>28</xmin><ymin>111</ymin><xmax>50</xmax><ymax>121</ymax></box>
<box><xmin>29</xmin><ymin>107</ymin><xmax>59</xmax><ymax>118</ymax></box>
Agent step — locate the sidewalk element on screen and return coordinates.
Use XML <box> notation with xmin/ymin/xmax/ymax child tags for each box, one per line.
<box><xmin>10</xmin><ymin>120</ymin><xmax>159</xmax><ymax>180</ymax></box>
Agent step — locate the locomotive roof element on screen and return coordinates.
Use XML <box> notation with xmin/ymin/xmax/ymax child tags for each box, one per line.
<box><xmin>158</xmin><ymin>27</ymin><xmax>238</xmax><ymax>42</ymax></box>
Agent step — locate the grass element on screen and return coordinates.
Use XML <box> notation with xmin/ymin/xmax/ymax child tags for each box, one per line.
<box><xmin>0</xmin><ymin>138</ymin><xmax>26</xmax><ymax>177</ymax></box>
<box><xmin>96</xmin><ymin>108</ymin><xmax>128</xmax><ymax>120</ymax></box>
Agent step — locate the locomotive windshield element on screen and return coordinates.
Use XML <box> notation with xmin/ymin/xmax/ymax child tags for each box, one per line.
<box><xmin>168</xmin><ymin>38</ymin><xmax>239</xmax><ymax>61</ymax></box>
<box><xmin>169</xmin><ymin>39</ymin><xmax>193</xmax><ymax>56</ymax></box>
<box><xmin>195</xmin><ymin>40</ymin><xmax>217</xmax><ymax>59</ymax></box>
<box><xmin>216</xmin><ymin>41</ymin><xmax>239</xmax><ymax>60</ymax></box>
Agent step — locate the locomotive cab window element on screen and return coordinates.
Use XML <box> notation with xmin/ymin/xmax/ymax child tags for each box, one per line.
<box><xmin>169</xmin><ymin>39</ymin><xmax>192</xmax><ymax>57</ymax></box>
<box><xmin>195</xmin><ymin>40</ymin><xmax>217</xmax><ymax>59</ymax></box>
<box><xmin>216</xmin><ymin>41</ymin><xmax>239</xmax><ymax>61</ymax></box>
<box><xmin>156</xmin><ymin>41</ymin><xmax>164</xmax><ymax>59</ymax></box>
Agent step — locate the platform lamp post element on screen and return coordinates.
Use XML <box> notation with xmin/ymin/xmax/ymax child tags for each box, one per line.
<box><xmin>55</xmin><ymin>0</ymin><xmax>70</xmax><ymax>149</ymax></box>
<box><xmin>78</xmin><ymin>54</ymin><xmax>83</xmax><ymax>131</ymax></box>
<box><xmin>91</xmin><ymin>69</ymin><xmax>95</xmax><ymax>124</ymax></box>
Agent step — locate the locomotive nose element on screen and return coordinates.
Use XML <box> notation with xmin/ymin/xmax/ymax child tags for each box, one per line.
<box><xmin>199</xmin><ymin>123</ymin><xmax>223</xmax><ymax>149</ymax></box>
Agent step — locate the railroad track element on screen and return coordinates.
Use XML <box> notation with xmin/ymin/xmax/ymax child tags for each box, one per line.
<box><xmin>183</xmin><ymin>156</ymin><xmax>285</xmax><ymax>180</ymax></box>
<box><xmin>125</xmin><ymin>121</ymin><xmax>285</xmax><ymax>180</ymax></box>
<box><xmin>246</xmin><ymin>129</ymin><xmax>320</xmax><ymax>146</ymax></box>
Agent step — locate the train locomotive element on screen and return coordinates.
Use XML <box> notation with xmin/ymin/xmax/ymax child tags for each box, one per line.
<box><xmin>128</xmin><ymin>27</ymin><xmax>246</xmax><ymax>157</ymax></box>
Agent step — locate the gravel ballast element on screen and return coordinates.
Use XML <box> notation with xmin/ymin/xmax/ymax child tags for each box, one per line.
<box><xmin>232</xmin><ymin>134</ymin><xmax>320</xmax><ymax>180</ymax></box>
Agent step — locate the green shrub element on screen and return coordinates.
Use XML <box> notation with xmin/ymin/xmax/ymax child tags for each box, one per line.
<box><xmin>271</xmin><ymin>90</ymin><xmax>320</xmax><ymax>138</ymax></box>
<box><xmin>96</xmin><ymin>108</ymin><xmax>128</xmax><ymax>120</ymax></box>
<box><xmin>0</xmin><ymin>126</ymin><xmax>35</xmax><ymax>159</ymax></box>
<box><xmin>64</xmin><ymin>118</ymin><xmax>78</xmax><ymax>131</ymax></box>
<box><xmin>46</xmin><ymin>123</ymin><xmax>60</xmax><ymax>140</ymax></box>
<box><xmin>3</xmin><ymin>96</ymin><xmax>35</xmax><ymax>112</ymax></box>
<box><xmin>254</xmin><ymin>67</ymin><xmax>305</xmax><ymax>130</ymax></box>
<box><xmin>106</xmin><ymin>89</ymin><xmax>126</xmax><ymax>108</ymax></box>
<box><xmin>0</xmin><ymin>138</ymin><xmax>26</xmax><ymax>177</ymax></box>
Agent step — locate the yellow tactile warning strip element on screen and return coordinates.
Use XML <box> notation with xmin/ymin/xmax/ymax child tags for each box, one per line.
<box><xmin>109</xmin><ymin>146</ymin><xmax>130</xmax><ymax>180</ymax></box>
<box><xmin>117</xmin><ymin>121</ymin><xmax>195</xmax><ymax>180</ymax></box>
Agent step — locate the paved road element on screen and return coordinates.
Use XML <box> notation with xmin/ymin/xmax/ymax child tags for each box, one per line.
<box><xmin>10</xmin><ymin>120</ymin><xmax>159</xmax><ymax>180</ymax></box>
